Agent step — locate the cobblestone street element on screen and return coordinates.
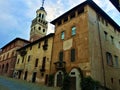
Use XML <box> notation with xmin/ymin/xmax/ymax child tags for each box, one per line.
<box><xmin>0</xmin><ymin>76</ymin><xmax>59</xmax><ymax>90</ymax></box>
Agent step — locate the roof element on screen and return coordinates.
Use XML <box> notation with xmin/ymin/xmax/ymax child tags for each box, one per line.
<box><xmin>1</xmin><ymin>38</ymin><xmax>30</xmax><ymax>49</ymax></box>
<box><xmin>51</xmin><ymin>0</ymin><xmax>120</xmax><ymax>31</ymax></box>
<box><xmin>17</xmin><ymin>33</ymin><xmax>54</xmax><ymax>51</ymax></box>
<box><xmin>109</xmin><ymin>0</ymin><xmax>120</xmax><ymax>12</ymax></box>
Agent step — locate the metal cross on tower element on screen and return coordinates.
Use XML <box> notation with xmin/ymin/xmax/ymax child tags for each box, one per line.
<box><xmin>42</xmin><ymin>0</ymin><xmax>45</xmax><ymax>7</ymax></box>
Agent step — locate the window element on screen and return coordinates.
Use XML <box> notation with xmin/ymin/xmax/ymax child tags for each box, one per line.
<box><xmin>30</xmin><ymin>46</ymin><xmax>32</xmax><ymax>50</ymax></box>
<box><xmin>70</xmin><ymin>12</ymin><xmax>75</xmax><ymax>19</ymax></box>
<box><xmin>44</xmin><ymin>39</ymin><xmax>48</xmax><ymax>45</ymax></box>
<box><xmin>71</xmin><ymin>49</ymin><xmax>75</xmax><ymax>62</ymax></box>
<box><xmin>59</xmin><ymin>51</ymin><xmax>63</xmax><ymax>61</ymax></box>
<box><xmin>72</xmin><ymin>26</ymin><xmax>76</xmax><ymax>36</ymax></box>
<box><xmin>114</xmin><ymin>55</ymin><xmax>119</xmax><ymax>67</ymax></box>
<box><xmin>101</xmin><ymin>17</ymin><xmax>104</xmax><ymax>24</ymax></box>
<box><xmin>119</xmin><ymin>79</ymin><xmax>120</xmax><ymax>85</ymax></box>
<box><xmin>111</xmin><ymin>78</ymin><xmax>113</xmax><ymax>84</ymax></box>
<box><xmin>58</xmin><ymin>20</ymin><xmax>62</xmax><ymax>26</ymax></box>
<box><xmin>78</xmin><ymin>8</ymin><xmax>84</xmax><ymax>15</ymax></box>
<box><xmin>42</xmin><ymin>57</ymin><xmax>46</xmax><ymax>70</ymax></box>
<box><xmin>105</xmin><ymin>21</ymin><xmax>108</xmax><ymax>26</ymax></box>
<box><xmin>42</xmin><ymin>14</ymin><xmax>44</xmax><ymax>19</ymax></box>
<box><xmin>35</xmin><ymin>58</ymin><xmax>38</xmax><ymax>67</ymax></box>
<box><xmin>17</xmin><ymin>59</ymin><xmax>19</xmax><ymax>64</ymax></box>
<box><xmin>39</xmin><ymin>13</ymin><xmax>41</xmax><ymax>17</ymax></box>
<box><xmin>22</xmin><ymin>57</ymin><xmax>24</xmax><ymax>63</ymax></box>
<box><xmin>7</xmin><ymin>53</ymin><xmax>9</xmax><ymax>59</ymax></box>
<box><xmin>38</xmin><ymin>42</ymin><xmax>41</xmax><ymax>48</ymax></box>
<box><xmin>28</xmin><ymin>55</ymin><xmax>31</xmax><ymax>62</ymax></box>
<box><xmin>38</xmin><ymin>19</ymin><xmax>40</xmax><ymax>22</ymax></box>
<box><xmin>61</xmin><ymin>31</ymin><xmax>65</xmax><ymax>40</ymax></box>
<box><xmin>106</xmin><ymin>52</ymin><xmax>113</xmax><ymax>66</ymax></box>
<box><xmin>104</xmin><ymin>31</ymin><xmax>107</xmax><ymax>40</ymax></box>
<box><xmin>38</xmin><ymin>27</ymin><xmax>41</xmax><ymax>30</ymax></box>
<box><xmin>110</xmin><ymin>36</ymin><xmax>114</xmax><ymax>44</ymax></box>
<box><xmin>34</xmin><ymin>27</ymin><xmax>36</xmax><ymax>30</ymax></box>
<box><xmin>43</xmin><ymin>29</ymin><xmax>45</xmax><ymax>32</ymax></box>
<box><xmin>3</xmin><ymin>55</ymin><xmax>5</xmax><ymax>60</ymax></box>
<box><xmin>64</xmin><ymin>17</ymin><xmax>68</xmax><ymax>22</ymax></box>
<box><xmin>11</xmin><ymin>51</ymin><xmax>14</xmax><ymax>57</ymax></box>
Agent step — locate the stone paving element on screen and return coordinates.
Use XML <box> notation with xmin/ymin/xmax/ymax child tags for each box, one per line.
<box><xmin>0</xmin><ymin>76</ymin><xmax>60</xmax><ymax>90</ymax></box>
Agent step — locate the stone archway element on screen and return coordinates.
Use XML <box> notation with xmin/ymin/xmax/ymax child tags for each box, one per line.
<box><xmin>69</xmin><ymin>68</ymin><xmax>81</xmax><ymax>90</ymax></box>
<box><xmin>54</xmin><ymin>70</ymin><xmax>64</xmax><ymax>87</ymax></box>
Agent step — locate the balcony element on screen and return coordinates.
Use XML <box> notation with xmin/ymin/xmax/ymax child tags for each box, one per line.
<box><xmin>40</xmin><ymin>68</ymin><xmax>45</xmax><ymax>72</ymax></box>
<box><xmin>42</xmin><ymin>44</ymin><xmax>48</xmax><ymax>51</ymax></box>
<box><xmin>15</xmin><ymin>64</ymin><xmax>24</xmax><ymax>71</ymax></box>
<box><xmin>19</xmin><ymin>50</ymin><xmax>27</xmax><ymax>56</ymax></box>
<box><xmin>54</xmin><ymin>61</ymin><xmax>66</xmax><ymax>70</ymax></box>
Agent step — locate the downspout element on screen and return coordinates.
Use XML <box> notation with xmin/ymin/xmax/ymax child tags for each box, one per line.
<box><xmin>96</xmin><ymin>16</ymin><xmax>106</xmax><ymax>88</ymax></box>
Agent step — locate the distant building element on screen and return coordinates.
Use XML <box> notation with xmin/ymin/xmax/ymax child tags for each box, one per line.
<box><xmin>0</xmin><ymin>38</ymin><xmax>30</xmax><ymax>77</ymax></box>
<box><xmin>50</xmin><ymin>0</ymin><xmax>120</xmax><ymax>90</ymax></box>
<box><xmin>109</xmin><ymin>0</ymin><xmax>120</xmax><ymax>12</ymax></box>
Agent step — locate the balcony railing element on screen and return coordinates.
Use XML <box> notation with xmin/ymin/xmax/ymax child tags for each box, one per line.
<box><xmin>54</xmin><ymin>61</ymin><xmax>66</xmax><ymax>70</ymax></box>
<box><xmin>42</xmin><ymin>44</ymin><xmax>48</xmax><ymax>50</ymax></box>
<box><xmin>40</xmin><ymin>66</ymin><xmax>45</xmax><ymax>72</ymax></box>
<box><xmin>15</xmin><ymin>64</ymin><xmax>24</xmax><ymax>71</ymax></box>
<box><xmin>19</xmin><ymin>50</ymin><xmax>27</xmax><ymax>56</ymax></box>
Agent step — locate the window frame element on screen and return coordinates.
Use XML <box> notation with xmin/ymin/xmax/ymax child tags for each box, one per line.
<box><xmin>106</xmin><ymin>52</ymin><xmax>113</xmax><ymax>66</ymax></box>
<box><xmin>61</xmin><ymin>31</ymin><xmax>65</xmax><ymax>40</ymax></box>
<box><xmin>71</xmin><ymin>26</ymin><xmax>76</xmax><ymax>36</ymax></box>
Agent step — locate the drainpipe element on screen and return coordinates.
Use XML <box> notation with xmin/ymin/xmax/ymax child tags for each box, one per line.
<box><xmin>96</xmin><ymin>16</ymin><xmax>106</xmax><ymax>88</ymax></box>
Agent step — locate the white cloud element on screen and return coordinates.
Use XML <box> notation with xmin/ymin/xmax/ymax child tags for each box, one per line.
<box><xmin>0</xmin><ymin>0</ymin><xmax>119</xmax><ymax>47</ymax></box>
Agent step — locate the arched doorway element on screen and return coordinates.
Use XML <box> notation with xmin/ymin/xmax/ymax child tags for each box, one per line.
<box><xmin>54</xmin><ymin>70</ymin><xmax>64</xmax><ymax>87</ymax></box>
<box><xmin>69</xmin><ymin>68</ymin><xmax>81</xmax><ymax>90</ymax></box>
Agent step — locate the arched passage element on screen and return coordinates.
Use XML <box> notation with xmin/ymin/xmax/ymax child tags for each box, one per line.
<box><xmin>69</xmin><ymin>68</ymin><xmax>82</xmax><ymax>90</ymax></box>
<box><xmin>54</xmin><ymin>70</ymin><xmax>64</xmax><ymax>87</ymax></box>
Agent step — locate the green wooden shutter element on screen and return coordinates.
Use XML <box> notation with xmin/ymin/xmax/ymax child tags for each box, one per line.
<box><xmin>59</xmin><ymin>51</ymin><xmax>63</xmax><ymax>61</ymax></box>
<box><xmin>71</xmin><ymin>49</ymin><xmax>75</xmax><ymax>62</ymax></box>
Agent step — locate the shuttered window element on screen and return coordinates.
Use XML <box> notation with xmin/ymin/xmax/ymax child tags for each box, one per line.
<box><xmin>71</xmin><ymin>49</ymin><xmax>75</xmax><ymax>62</ymax></box>
<box><xmin>59</xmin><ymin>51</ymin><xmax>63</xmax><ymax>61</ymax></box>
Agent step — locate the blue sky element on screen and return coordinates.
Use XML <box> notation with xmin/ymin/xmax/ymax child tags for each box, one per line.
<box><xmin>0</xmin><ymin>0</ymin><xmax>120</xmax><ymax>48</ymax></box>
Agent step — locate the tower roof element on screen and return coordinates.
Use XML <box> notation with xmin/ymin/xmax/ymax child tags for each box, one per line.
<box><xmin>40</xmin><ymin>7</ymin><xmax>45</xmax><ymax>10</ymax></box>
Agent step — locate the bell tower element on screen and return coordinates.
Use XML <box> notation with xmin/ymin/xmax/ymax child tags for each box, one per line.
<box><xmin>30</xmin><ymin>0</ymin><xmax>48</xmax><ymax>42</ymax></box>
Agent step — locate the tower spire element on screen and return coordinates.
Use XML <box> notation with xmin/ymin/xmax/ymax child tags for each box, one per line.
<box><xmin>42</xmin><ymin>0</ymin><xmax>45</xmax><ymax>7</ymax></box>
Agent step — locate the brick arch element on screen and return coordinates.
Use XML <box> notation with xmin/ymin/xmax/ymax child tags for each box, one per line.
<box><xmin>69</xmin><ymin>68</ymin><xmax>82</xmax><ymax>90</ymax></box>
<box><xmin>69</xmin><ymin>67</ymin><xmax>83</xmax><ymax>77</ymax></box>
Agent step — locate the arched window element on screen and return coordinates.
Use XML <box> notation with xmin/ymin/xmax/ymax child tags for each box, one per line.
<box><xmin>38</xmin><ymin>27</ymin><xmax>41</xmax><ymax>30</ymax></box>
<box><xmin>42</xmin><ymin>14</ymin><xmax>44</xmax><ymax>19</ymax></box>
<box><xmin>39</xmin><ymin>13</ymin><xmax>41</xmax><ymax>17</ymax></box>
<box><xmin>7</xmin><ymin>53</ymin><xmax>9</xmax><ymax>59</ymax></box>
<box><xmin>43</xmin><ymin>29</ymin><xmax>45</xmax><ymax>32</ymax></box>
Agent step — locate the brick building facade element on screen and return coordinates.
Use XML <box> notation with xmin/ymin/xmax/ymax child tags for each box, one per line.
<box><xmin>0</xmin><ymin>38</ymin><xmax>30</xmax><ymax>77</ymax></box>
